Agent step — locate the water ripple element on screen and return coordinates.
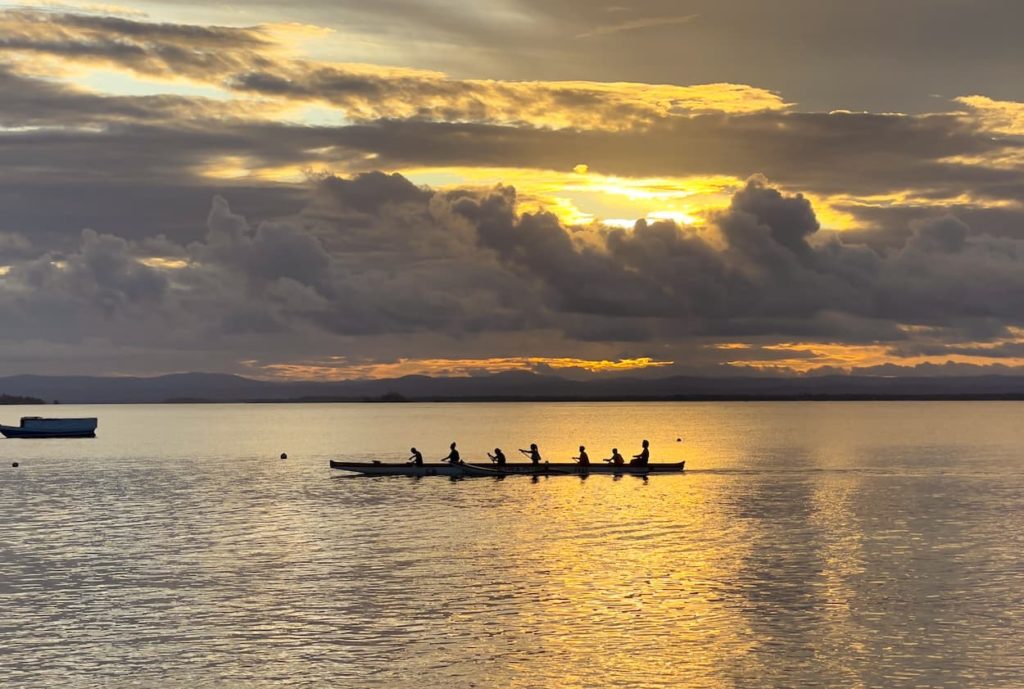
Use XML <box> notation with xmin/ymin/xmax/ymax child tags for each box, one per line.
<box><xmin>3</xmin><ymin>402</ymin><xmax>1024</xmax><ymax>687</ymax></box>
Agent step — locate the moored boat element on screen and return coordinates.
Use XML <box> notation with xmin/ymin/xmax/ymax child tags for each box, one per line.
<box><xmin>330</xmin><ymin>460</ymin><xmax>685</xmax><ymax>477</ymax></box>
<box><xmin>0</xmin><ymin>416</ymin><xmax>98</xmax><ymax>438</ymax></box>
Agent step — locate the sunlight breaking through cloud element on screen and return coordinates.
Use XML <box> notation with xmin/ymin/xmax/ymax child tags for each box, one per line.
<box><xmin>253</xmin><ymin>356</ymin><xmax>675</xmax><ymax>381</ymax></box>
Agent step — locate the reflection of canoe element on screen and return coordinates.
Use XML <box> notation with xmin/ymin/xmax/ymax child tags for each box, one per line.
<box><xmin>329</xmin><ymin>460</ymin><xmax>685</xmax><ymax>477</ymax></box>
<box><xmin>473</xmin><ymin>462</ymin><xmax>685</xmax><ymax>476</ymax></box>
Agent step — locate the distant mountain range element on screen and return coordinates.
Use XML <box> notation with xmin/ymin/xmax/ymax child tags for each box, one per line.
<box><xmin>3</xmin><ymin>371</ymin><xmax>1024</xmax><ymax>404</ymax></box>
<box><xmin>0</xmin><ymin>393</ymin><xmax>45</xmax><ymax>405</ymax></box>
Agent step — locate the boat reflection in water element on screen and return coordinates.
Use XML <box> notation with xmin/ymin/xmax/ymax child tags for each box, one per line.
<box><xmin>0</xmin><ymin>416</ymin><xmax>98</xmax><ymax>438</ymax></box>
<box><xmin>329</xmin><ymin>459</ymin><xmax>685</xmax><ymax>477</ymax></box>
<box><xmin>4</xmin><ymin>402</ymin><xmax>1023</xmax><ymax>688</ymax></box>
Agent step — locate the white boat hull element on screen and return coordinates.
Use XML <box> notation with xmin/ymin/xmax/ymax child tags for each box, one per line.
<box><xmin>0</xmin><ymin>416</ymin><xmax>97</xmax><ymax>438</ymax></box>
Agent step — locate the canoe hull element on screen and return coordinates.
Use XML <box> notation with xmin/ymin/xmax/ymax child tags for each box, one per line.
<box><xmin>478</xmin><ymin>462</ymin><xmax>685</xmax><ymax>475</ymax></box>
<box><xmin>330</xmin><ymin>460</ymin><xmax>685</xmax><ymax>477</ymax></box>
<box><xmin>330</xmin><ymin>461</ymin><xmax>473</xmax><ymax>477</ymax></box>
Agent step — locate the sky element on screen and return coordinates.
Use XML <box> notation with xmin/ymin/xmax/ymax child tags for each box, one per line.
<box><xmin>1</xmin><ymin>1</ymin><xmax>1024</xmax><ymax>380</ymax></box>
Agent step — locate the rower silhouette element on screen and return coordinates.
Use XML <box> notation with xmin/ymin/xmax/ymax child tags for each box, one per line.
<box><xmin>605</xmin><ymin>448</ymin><xmax>625</xmax><ymax>466</ymax></box>
<box><xmin>408</xmin><ymin>447</ymin><xmax>423</xmax><ymax>465</ymax></box>
<box><xmin>519</xmin><ymin>443</ymin><xmax>542</xmax><ymax>464</ymax></box>
<box><xmin>442</xmin><ymin>442</ymin><xmax>462</xmax><ymax>464</ymax></box>
<box><xmin>487</xmin><ymin>448</ymin><xmax>507</xmax><ymax>465</ymax></box>
<box><xmin>573</xmin><ymin>445</ymin><xmax>590</xmax><ymax>466</ymax></box>
<box><xmin>630</xmin><ymin>439</ymin><xmax>650</xmax><ymax>466</ymax></box>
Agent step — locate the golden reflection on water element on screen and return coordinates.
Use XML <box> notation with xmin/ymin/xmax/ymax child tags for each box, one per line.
<box><xmin>456</xmin><ymin>471</ymin><xmax>889</xmax><ymax>689</ymax></box>
<box><xmin>4</xmin><ymin>402</ymin><xmax>1024</xmax><ymax>688</ymax></box>
<box><xmin>809</xmin><ymin>476</ymin><xmax>869</xmax><ymax>689</ymax></box>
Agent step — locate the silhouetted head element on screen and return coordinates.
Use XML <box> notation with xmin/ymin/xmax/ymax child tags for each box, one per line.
<box><xmin>612</xmin><ymin>448</ymin><xmax>618</xmax><ymax>454</ymax></box>
<box><xmin>494</xmin><ymin>448</ymin><xmax>501</xmax><ymax>454</ymax></box>
<box><xmin>450</xmin><ymin>442</ymin><xmax>457</xmax><ymax>449</ymax></box>
<box><xmin>530</xmin><ymin>443</ymin><xmax>537</xmax><ymax>450</ymax></box>
<box><xmin>579</xmin><ymin>445</ymin><xmax>586</xmax><ymax>452</ymax></box>
<box><xmin>410</xmin><ymin>447</ymin><xmax>417</xmax><ymax>453</ymax></box>
<box><xmin>642</xmin><ymin>439</ymin><xmax>649</xmax><ymax>447</ymax></box>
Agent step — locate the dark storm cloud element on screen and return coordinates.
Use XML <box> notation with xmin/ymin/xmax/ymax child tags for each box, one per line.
<box><xmin>6</xmin><ymin>111</ymin><xmax>1006</xmax><ymax>236</ymax></box>
<box><xmin>904</xmin><ymin>216</ymin><xmax>969</xmax><ymax>255</ymax></box>
<box><xmin>2</xmin><ymin>8</ymin><xmax>1024</xmax><ymax>374</ymax></box>
<box><xmin>540</xmin><ymin>0</ymin><xmax>1024</xmax><ymax>111</ymax></box>
<box><xmin>0</xmin><ymin>63</ymin><xmax>265</xmax><ymax>129</ymax></box>
<box><xmin>3</xmin><ymin>167</ymin><xmax>1024</xmax><ymax>374</ymax></box>
<box><xmin>0</xmin><ymin>181</ymin><xmax>305</xmax><ymax>253</ymax></box>
<box><xmin>1</xmin><ymin>9</ymin><xmax>1020</xmax><ymax>216</ymax></box>
<box><xmin>8</xmin><ymin>172</ymin><xmax>1021</xmax><ymax>341</ymax></box>
<box><xmin>0</xmin><ymin>10</ymin><xmax>274</xmax><ymax>78</ymax></box>
<box><xmin>0</xmin><ymin>41</ymin><xmax>1020</xmax><ymax>335</ymax></box>
<box><xmin>841</xmin><ymin>206</ymin><xmax>1024</xmax><ymax>251</ymax></box>
<box><xmin>114</xmin><ymin>0</ymin><xmax>1024</xmax><ymax>113</ymax></box>
<box><xmin>334</xmin><ymin>114</ymin><xmax>1015</xmax><ymax>199</ymax></box>
<box><xmin>0</xmin><ymin>231</ymin><xmax>32</xmax><ymax>260</ymax></box>
<box><xmin>0</xmin><ymin>8</ymin><xmax>791</xmax><ymax>130</ymax></box>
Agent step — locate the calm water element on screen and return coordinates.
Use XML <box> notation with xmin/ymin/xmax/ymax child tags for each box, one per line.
<box><xmin>2</xmin><ymin>402</ymin><xmax>1024</xmax><ymax>688</ymax></box>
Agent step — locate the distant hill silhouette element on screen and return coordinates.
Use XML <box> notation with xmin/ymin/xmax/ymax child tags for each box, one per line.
<box><xmin>1</xmin><ymin>371</ymin><xmax>1024</xmax><ymax>403</ymax></box>
<box><xmin>0</xmin><ymin>393</ymin><xmax>45</xmax><ymax>405</ymax></box>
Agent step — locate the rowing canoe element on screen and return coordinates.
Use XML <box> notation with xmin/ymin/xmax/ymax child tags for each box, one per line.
<box><xmin>329</xmin><ymin>460</ymin><xmax>685</xmax><ymax>477</ymax></box>
<box><xmin>330</xmin><ymin>461</ymin><xmax>470</xmax><ymax>476</ymax></box>
<box><xmin>473</xmin><ymin>462</ymin><xmax>685</xmax><ymax>476</ymax></box>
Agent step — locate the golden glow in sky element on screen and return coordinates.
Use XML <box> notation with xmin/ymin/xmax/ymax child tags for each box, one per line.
<box><xmin>253</xmin><ymin>357</ymin><xmax>675</xmax><ymax>380</ymax></box>
<box><xmin>2</xmin><ymin>4</ymin><xmax>1024</xmax><ymax>379</ymax></box>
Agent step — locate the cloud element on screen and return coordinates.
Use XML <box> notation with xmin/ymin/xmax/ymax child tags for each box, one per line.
<box><xmin>1</xmin><ymin>8</ymin><xmax>1024</xmax><ymax>377</ymax></box>
<box><xmin>575</xmin><ymin>14</ymin><xmax>697</xmax><ymax>39</ymax></box>
<box><xmin>0</xmin><ymin>9</ymin><xmax>789</xmax><ymax>130</ymax></box>
<box><xmin>0</xmin><ymin>63</ymin><xmax>268</xmax><ymax>129</ymax></box>
<box><xmin>955</xmin><ymin>95</ymin><xmax>1024</xmax><ymax>135</ymax></box>
<box><xmin>904</xmin><ymin>216</ymin><xmax>969</xmax><ymax>254</ymax></box>
<box><xmin>255</xmin><ymin>355</ymin><xmax>674</xmax><ymax>380</ymax></box>
<box><xmin>2</xmin><ymin>170</ymin><xmax>1024</xmax><ymax>376</ymax></box>
<box><xmin>0</xmin><ymin>11</ymin><xmax>1018</xmax><ymax>234</ymax></box>
<box><xmin>0</xmin><ymin>9</ymin><xmax>275</xmax><ymax>79</ymax></box>
<box><xmin>13</xmin><ymin>0</ymin><xmax>1021</xmax><ymax>117</ymax></box>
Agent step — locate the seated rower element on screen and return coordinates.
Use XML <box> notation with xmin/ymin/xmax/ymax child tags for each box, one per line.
<box><xmin>573</xmin><ymin>445</ymin><xmax>590</xmax><ymax>466</ymax></box>
<box><xmin>630</xmin><ymin>439</ymin><xmax>650</xmax><ymax>466</ymax></box>
<box><xmin>487</xmin><ymin>448</ymin><xmax>507</xmax><ymax>465</ymax></box>
<box><xmin>442</xmin><ymin>442</ymin><xmax>462</xmax><ymax>464</ymax></box>
<box><xmin>519</xmin><ymin>443</ymin><xmax>542</xmax><ymax>464</ymax></box>
<box><xmin>408</xmin><ymin>447</ymin><xmax>424</xmax><ymax>465</ymax></box>
<box><xmin>605</xmin><ymin>448</ymin><xmax>625</xmax><ymax>466</ymax></box>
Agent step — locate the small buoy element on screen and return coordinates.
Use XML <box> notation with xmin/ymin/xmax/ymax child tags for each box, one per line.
<box><xmin>12</xmin><ymin>462</ymin><xmax>19</xmax><ymax>468</ymax></box>
<box><xmin>676</xmin><ymin>437</ymin><xmax>682</xmax><ymax>442</ymax></box>
<box><xmin>280</xmin><ymin>453</ymin><xmax>288</xmax><ymax>460</ymax></box>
